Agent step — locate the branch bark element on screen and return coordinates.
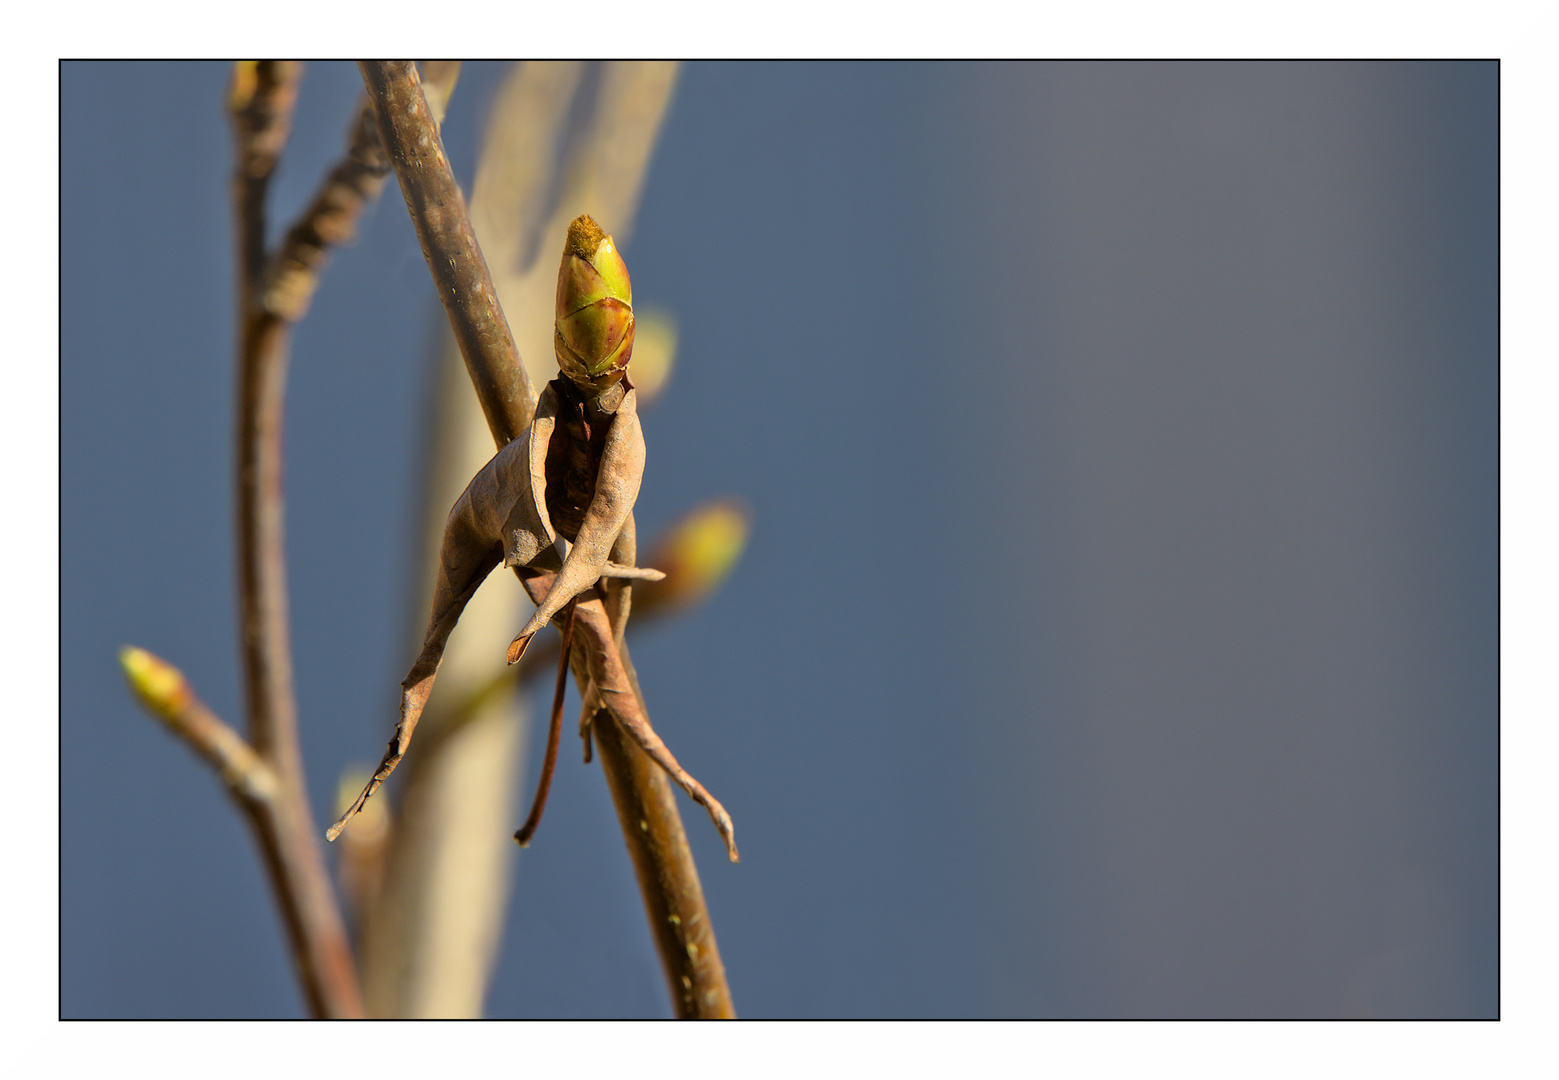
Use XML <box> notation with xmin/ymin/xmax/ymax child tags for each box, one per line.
<box><xmin>592</xmin><ymin>642</ymin><xmax>734</xmax><ymax>1018</ymax></box>
<box><xmin>228</xmin><ymin>60</ymin><xmax>378</xmax><ymax>1019</ymax></box>
<box><xmin>120</xmin><ymin>645</ymin><xmax>366</xmax><ymax>1016</ymax></box>
<box><xmin>358</xmin><ymin>60</ymin><xmax>534</xmax><ymax>449</ymax></box>
<box><xmin>360</xmin><ymin>59</ymin><xmax>734</xmax><ymax>1018</ymax></box>
<box><xmin>527</xmin><ymin>581</ymin><xmax>737</xmax><ymax>1017</ymax></box>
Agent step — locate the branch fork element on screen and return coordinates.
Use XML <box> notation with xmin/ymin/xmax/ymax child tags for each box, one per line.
<box><xmin>121</xmin><ymin>60</ymin><xmax>435</xmax><ymax>1019</ymax></box>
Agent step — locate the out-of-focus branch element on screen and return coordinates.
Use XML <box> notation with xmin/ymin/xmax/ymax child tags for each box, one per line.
<box><xmin>230</xmin><ymin>59</ymin><xmax>306</xmax><ymax>770</ymax></box>
<box><xmin>263</xmin><ymin>64</ymin><xmax>459</xmax><ymax>324</ymax></box>
<box><xmin>360</xmin><ymin>59</ymin><xmax>736</xmax><ymax>1018</ymax></box>
<box><xmin>262</xmin><ymin>101</ymin><xmax>390</xmax><ymax>322</ymax></box>
<box><xmin>227</xmin><ymin>60</ymin><xmax>382</xmax><ymax>1019</ymax></box>
<box><xmin>230</xmin><ymin>61</ymin><xmax>299</xmax><ymax>286</ymax></box>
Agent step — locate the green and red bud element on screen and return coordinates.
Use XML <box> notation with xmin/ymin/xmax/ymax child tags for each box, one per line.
<box><xmin>554</xmin><ymin>214</ymin><xmax>635</xmax><ymax>389</ymax></box>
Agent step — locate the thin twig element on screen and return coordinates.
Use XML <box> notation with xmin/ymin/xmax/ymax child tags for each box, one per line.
<box><xmin>230</xmin><ymin>61</ymin><xmax>367</xmax><ymax>1019</ymax></box>
<box><xmin>262</xmin><ymin>99</ymin><xmax>391</xmax><ymax>323</ymax></box>
<box><xmin>261</xmin><ymin>63</ymin><xmax>460</xmax><ymax>325</ymax></box>
<box><xmin>231</xmin><ymin>61</ymin><xmax>300</xmax><ymax>286</ymax></box>
<box><xmin>361</xmin><ymin>59</ymin><xmax>736</xmax><ymax>1018</ymax></box>
<box><xmin>122</xmin><ymin>647</ymin><xmax>280</xmax><ymax>807</ymax></box>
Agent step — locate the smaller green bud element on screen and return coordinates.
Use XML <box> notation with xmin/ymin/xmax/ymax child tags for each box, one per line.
<box><xmin>633</xmin><ymin>498</ymin><xmax>751</xmax><ymax>617</ymax></box>
<box><xmin>554</xmin><ymin>215</ymin><xmax>635</xmax><ymax>389</ymax></box>
<box><xmin>120</xmin><ymin>646</ymin><xmax>192</xmax><ymax>725</ymax></box>
<box><xmin>627</xmin><ymin>308</ymin><xmax>677</xmax><ymax>405</ymax></box>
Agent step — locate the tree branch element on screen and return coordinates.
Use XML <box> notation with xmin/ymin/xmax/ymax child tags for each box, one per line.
<box><xmin>592</xmin><ymin>640</ymin><xmax>736</xmax><ymax>1018</ymax></box>
<box><xmin>121</xmin><ymin>647</ymin><xmax>280</xmax><ymax>806</ymax></box>
<box><xmin>358</xmin><ymin>60</ymin><xmax>534</xmax><ymax>450</ymax></box>
<box><xmin>229</xmin><ymin>61</ymin><xmax>367</xmax><ymax>1019</ymax></box>
<box><xmin>350</xmin><ymin>63</ymin><xmax>582</xmax><ymax>1017</ymax></box>
<box><xmin>360</xmin><ymin>59</ymin><xmax>735</xmax><ymax>1018</ymax></box>
<box><xmin>528</xmin><ymin>581</ymin><xmax>737</xmax><ymax>1017</ymax></box>
<box><xmin>262</xmin><ymin>99</ymin><xmax>391</xmax><ymax>323</ymax></box>
<box><xmin>261</xmin><ymin>64</ymin><xmax>460</xmax><ymax>325</ymax></box>
<box><xmin>230</xmin><ymin>61</ymin><xmax>300</xmax><ymax>287</ymax></box>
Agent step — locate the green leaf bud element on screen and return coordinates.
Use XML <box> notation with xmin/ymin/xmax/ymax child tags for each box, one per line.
<box><xmin>554</xmin><ymin>214</ymin><xmax>635</xmax><ymax>389</ymax></box>
<box><xmin>632</xmin><ymin>498</ymin><xmax>751</xmax><ymax>617</ymax></box>
<box><xmin>120</xmin><ymin>645</ymin><xmax>192</xmax><ymax>724</ymax></box>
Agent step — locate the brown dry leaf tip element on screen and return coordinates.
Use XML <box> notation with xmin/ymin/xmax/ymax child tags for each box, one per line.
<box><xmin>506</xmin><ymin>632</ymin><xmax>535</xmax><ymax>666</ymax></box>
<box><xmin>578</xmin><ymin>682</ymin><xmax>601</xmax><ymax>763</ymax></box>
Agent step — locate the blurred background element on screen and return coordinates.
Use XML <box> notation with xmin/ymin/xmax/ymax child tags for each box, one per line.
<box><xmin>61</xmin><ymin>61</ymin><xmax>1496</xmax><ymax>1018</ymax></box>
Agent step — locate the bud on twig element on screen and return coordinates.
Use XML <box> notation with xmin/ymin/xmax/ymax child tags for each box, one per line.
<box><xmin>626</xmin><ymin>308</ymin><xmax>677</xmax><ymax>406</ymax></box>
<box><xmin>120</xmin><ymin>645</ymin><xmax>192</xmax><ymax>723</ymax></box>
<box><xmin>331</xmin><ymin>211</ymin><xmax>736</xmax><ymax>866</ymax></box>
<box><xmin>329</xmin><ymin>215</ymin><xmax>660</xmax><ymax>841</ymax></box>
<box><xmin>554</xmin><ymin>215</ymin><xmax>635</xmax><ymax>390</ymax></box>
<box><xmin>634</xmin><ymin>499</ymin><xmax>752</xmax><ymax>618</ymax></box>
<box><xmin>119</xmin><ymin>645</ymin><xmax>278</xmax><ymax>803</ymax></box>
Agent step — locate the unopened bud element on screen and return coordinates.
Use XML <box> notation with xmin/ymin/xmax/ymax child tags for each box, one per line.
<box><xmin>636</xmin><ymin>499</ymin><xmax>751</xmax><ymax>615</ymax></box>
<box><xmin>120</xmin><ymin>646</ymin><xmax>192</xmax><ymax>725</ymax></box>
<box><xmin>554</xmin><ymin>214</ymin><xmax>635</xmax><ymax>389</ymax></box>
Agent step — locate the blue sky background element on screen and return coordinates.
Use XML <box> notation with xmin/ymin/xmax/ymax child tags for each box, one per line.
<box><xmin>61</xmin><ymin>61</ymin><xmax>1497</xmax><ymax>1018</ymax></box>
